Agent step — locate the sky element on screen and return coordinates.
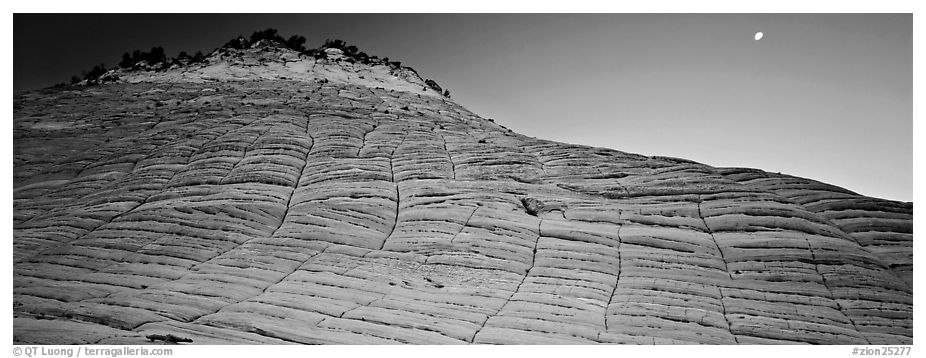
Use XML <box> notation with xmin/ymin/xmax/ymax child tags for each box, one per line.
<box><xmin>13</xmin><ymin>13</ymin><xmax>913</xmax><ymax>202</ymax></box>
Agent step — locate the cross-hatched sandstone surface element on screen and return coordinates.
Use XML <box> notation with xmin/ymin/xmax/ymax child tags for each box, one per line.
<box><xmin>13</xmin><ymin>41</ymin><xmax>912</xmax><ymax>344</ymax></box>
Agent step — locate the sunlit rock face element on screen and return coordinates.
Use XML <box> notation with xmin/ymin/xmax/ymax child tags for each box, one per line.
<box><xmin>13</xmin><ymin>41</ymin><xmax>912</xmax><ymax>345</ymax></box>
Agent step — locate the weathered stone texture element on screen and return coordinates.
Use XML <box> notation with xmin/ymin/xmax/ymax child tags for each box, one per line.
<box><xmin>13</xmin><ymin>44</ymin><xmax>912</xmax><ymax>344</ymax></box>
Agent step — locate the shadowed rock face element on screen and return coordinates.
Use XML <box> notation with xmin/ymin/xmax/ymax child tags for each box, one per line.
<box><xmin>13</xmin><ymin>41</ymin><xmax>912</xmax><ymax>345</ymax></box>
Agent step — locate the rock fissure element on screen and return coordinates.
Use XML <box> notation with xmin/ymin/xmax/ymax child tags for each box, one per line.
<box><xmin>604</xmin><ymin>220</ymin><xmax>623</xmax><ymax>332</ymax></box>
<box><xmin>695</xmin><ymin>195</ymin><xmax>739</xmax><ymax>344</ymax></box>
<box><xmin>449</xmin><ymin>207</ymin><xmax>478</xmax><ymax>245</ymax></box>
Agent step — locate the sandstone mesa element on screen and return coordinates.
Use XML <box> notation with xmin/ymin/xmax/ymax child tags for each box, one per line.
<box><xmin>12</xmin><ymin>37</ymin><xmax>913</xmax><ymax>345</ymax></box>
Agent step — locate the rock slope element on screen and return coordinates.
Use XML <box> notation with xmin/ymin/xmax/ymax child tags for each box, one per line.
<box><xmin>13</xmin><ymin>40</ymin><xmax>912</xmax><ymax>344</ymax></box>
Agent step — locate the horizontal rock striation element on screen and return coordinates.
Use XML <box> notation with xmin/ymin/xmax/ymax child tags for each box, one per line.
<box><xmin>13</xmin><ymin>41</ymin><xmax>912</xmax><ymax>345</ymax></box>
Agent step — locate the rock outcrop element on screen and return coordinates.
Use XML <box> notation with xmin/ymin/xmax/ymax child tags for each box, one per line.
<box><xmin>13</xmin><ymin>39</ymin><xmax>912</xmax><ymax>345</ymax></box>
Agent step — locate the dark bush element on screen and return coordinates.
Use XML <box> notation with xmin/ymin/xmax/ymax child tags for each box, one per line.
<box><xmin>221</xmin><ymin>29</ymin><xmax>309</xmax><ymax>52</ymax></box>
<box><xmin>86</xmin><ymin>63</ymin><xmax>106</xmax><ymax>79</ymax></box>
<box><xmin>148</xmin><ymin>46</ymin><xmax>166</xmax><ymax>63</ymax></box>
<box><xmin>250</xmin><ymin>28</ymin><xmax>276</xmax><ymax>43</ymax></box>
<box><xmin>223</xmin><ymin>36</ymin><xmax>249</xmax><ymax>49</ymax></box>
<box><xmin>286</xmin><ymin>35</ymin><xmax>306</xmax><ymax>52</ymax></box>
<box><xmin>119</xmin><ymin>47</ymin><xmax>168</xmax><ymax>68</ymax></box>
<box><xmin>119</xmin><ymin>53</ymin><xmax>133</xmax><ymax>68</ymax></box>
<box><xmin>82</xmin><ymin>63</ymin><xmax>108</xmax><ymax>83</ymax></box>
<box><xmin>249</xmin><ymin>28</ymin><xmax>287</xmax><ymax>45</ymax></box>
<box><xmin>324</xmin><ymin>39</ymin><xmax>347</xmax><ymax>49</ymax></box>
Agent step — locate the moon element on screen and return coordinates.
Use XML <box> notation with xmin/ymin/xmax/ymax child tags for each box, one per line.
<box><xmin>754</xmin><ymin>32</ymin><xmax>764</xmax><ymax>41</ymax></box>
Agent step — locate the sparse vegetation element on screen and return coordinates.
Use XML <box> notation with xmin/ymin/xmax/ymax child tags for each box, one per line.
<box><xmin>64</xmin><ymin>29</ymin><xmax>451</xmax><ymax>96</ymax></box>
<box><xmin>286</xmin><ymin>35</ymin><xmax>307</xmax><ymax>52</ymax></box>
<box><xmin>221</xmin><ymin>28</ymin><xmax>309</xmax><ymax>53</ymax></box>
<box><xmin>223</xmin><ymin>36</ymin><xmax>249</xmax><ymax>50</ymax></box>
<box><xmin>119</xmin><ymin>47</ymin><xmax>167</xmax><ymax>68</ymax></box>
<box><xmin>79</xmin><ymin>63</ymin><xmax>111</xmax><ymax>85</ymax></box>
<box><xmin>192</xmin><ymin>51</ymin><xmax>206</xmax><ymax>63</ymax></box>
<box><xmin>249</xmin><ymin>28</ymin><xmax>283</xmax><ymax>44</ymax></box>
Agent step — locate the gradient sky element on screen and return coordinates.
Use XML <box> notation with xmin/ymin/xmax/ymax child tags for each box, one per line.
<box><xmin>13</xmin><ymin>14</ymin><xmax>912</xmax><ymax>202</ymax></box>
